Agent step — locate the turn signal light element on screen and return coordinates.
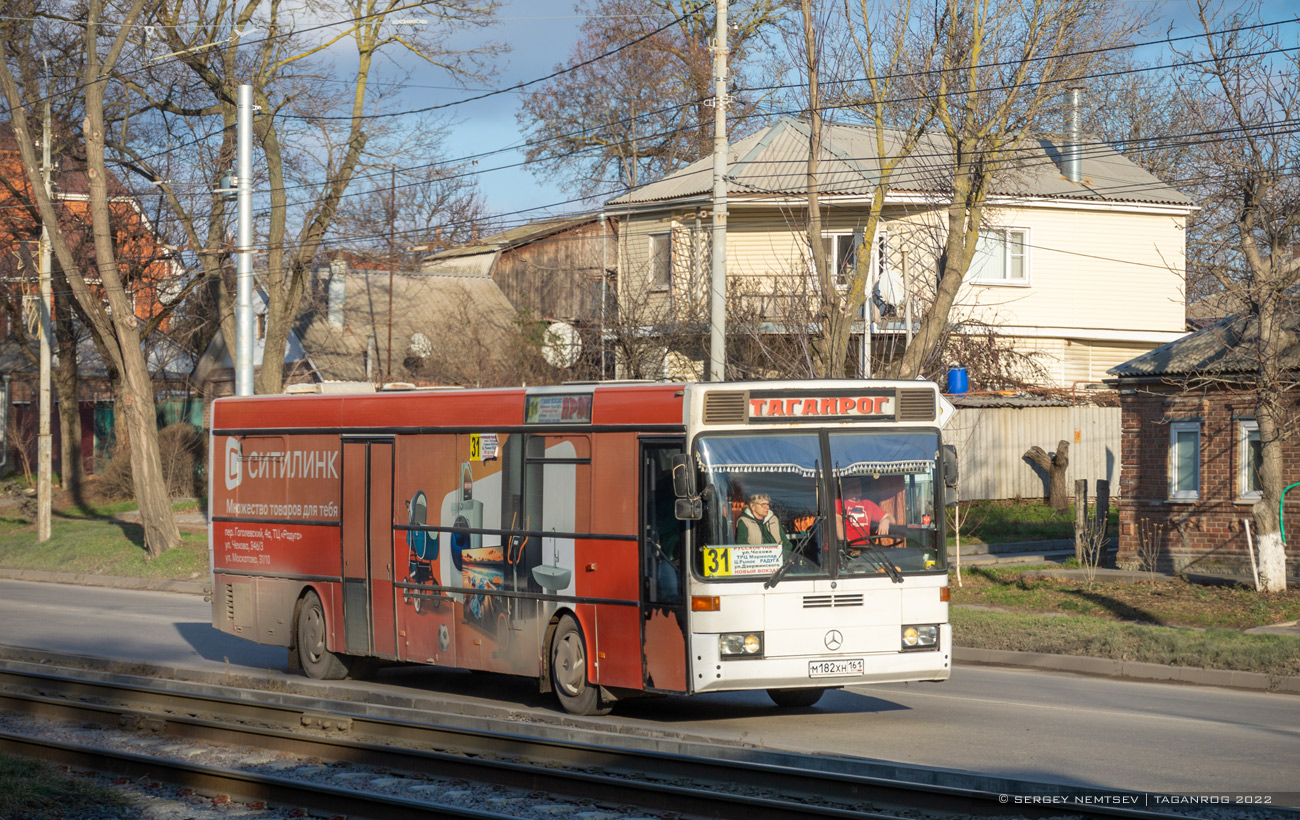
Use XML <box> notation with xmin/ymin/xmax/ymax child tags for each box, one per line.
<box><xmin>939</xmin><ymin>586</ymin><xmax>950</xmax><ymax>602</ymax></box>
<box><xmin>691</xmin><ymin>595</ymin><xmax>720</xmax><ymax>611</ymax></box>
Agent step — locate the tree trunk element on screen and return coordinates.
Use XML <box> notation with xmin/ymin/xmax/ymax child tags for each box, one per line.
<box><xmin>1025</xmin><ymin>441</ymin><xmax>1071</xmax><ymax>511</ymax></box>
<box><xmin>52</xmin><ymin>276</ymin><xmax>83</xmax><ymax>503</ymax></box>
<box><xmin>80</xmin><ymin>0</ymin><xmax>179</xmax><ymax>558</ymax></box>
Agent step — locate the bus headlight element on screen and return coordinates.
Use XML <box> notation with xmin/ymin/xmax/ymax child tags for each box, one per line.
<box><xmin>719</xmin><ymin>632</ymin><xmax>764</xmax><ymax>658</ymax></box>
<box><xmin>901</xmin><ymin>624</ymin><xmax>939</xmax><ymax>650</ymax></box>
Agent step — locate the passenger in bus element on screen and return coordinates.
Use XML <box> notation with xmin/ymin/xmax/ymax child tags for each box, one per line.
<box><xmin>735</xmin><ymin>493</ymin><xmax>792</xmax><ymax>549</ymax></box>
<box><xmin>836</xmin><ymin>478</ymin><xmax>894</xmax><ymax>542</ymax></box>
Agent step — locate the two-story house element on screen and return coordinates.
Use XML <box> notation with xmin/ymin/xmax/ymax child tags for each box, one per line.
<box><xmin>606</xmin><ymin>116</ymin><xmax>1194</xmax><ymax>386</ymax></box>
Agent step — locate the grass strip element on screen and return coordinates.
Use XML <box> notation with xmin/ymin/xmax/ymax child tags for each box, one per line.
<box><xmin>0</xmin><ymin>753</ymin><xmax>127</xmax><ymax>820</ymax></box>
<box><xmin>953</xmin><ymin>606</ymin><xmax>1300</xmax><ymax>677</ymax></box>
<box><xmin>0</xmin><ymin>518</ymin><xmax>208</xmax><ymax>580</ymax></box>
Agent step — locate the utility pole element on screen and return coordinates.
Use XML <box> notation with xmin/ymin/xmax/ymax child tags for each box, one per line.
<box><xmin>37</xmin><ymin>89</ymin><xmax>52</xmax><ymax>542</ymax></box>
<box><xmin>387</xmin><ymin>167</ymin><xmax>395</xmax><ymax>383</ymax></box>
<box><xmin>708</xmin><ymin>0</ymin><xmax>728</xmax><ymax>382</ymax></box>
<box><xmin>235</xmin><ymin>84</ymin><xmax>254</xmax><ymax>396</ymax></box>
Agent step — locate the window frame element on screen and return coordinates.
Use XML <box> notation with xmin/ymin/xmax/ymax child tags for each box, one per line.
<box><xmin>1168</xmin><ymin>420</ymin><xmax>1201</xmax><ymax>502</ymax></box>
<box><xmin>968</xmin><ymin>227</ymin><xmax>1030</xmax><ymax>286</ymax></box>
<box><xmin>649</xmin><ymin>232</ymin><xmax>673</xmax><ymax>292</ymax></box>
<box><xmin>1238</xmin><ymin>418</ymin><xmax>1262</xmax><ymax>502</ymax></box>
<box><xmin>821</xmin><ymin>230</ymin><xmax>888</xmax><ymax>290</ymax></box>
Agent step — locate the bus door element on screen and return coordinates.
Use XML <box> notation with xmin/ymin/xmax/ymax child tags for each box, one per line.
<box><xmin>640</xmin><ymin>440</ymin><xmax>688</xmax><ymax>693</ymax></box>
<box><xmin>341</xmin><ymin>438</ymin><xmax>397</xmax><ymax>659</ymax></box>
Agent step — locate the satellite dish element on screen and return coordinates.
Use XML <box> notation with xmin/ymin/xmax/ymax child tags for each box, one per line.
<box><xmin>542</xmin><ymin>321</ymin><xmax>581</xmax><ymax>369</ymax></box>
<box><xmin>157</xmin><ymin>276</ymin><xmax>186</xmax><ymax>305</ymax></box>
<box><xmin>408</xmin><ymin>332</ymin><xmax>432</xmax><ymax>360</ymax></box>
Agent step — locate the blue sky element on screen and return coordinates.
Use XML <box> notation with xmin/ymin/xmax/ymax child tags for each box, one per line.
<box><xmin>427</xmin><ymin>1</ymin><xmax>588</xmax><ymax>219</ymax></box>
<box><xmin>397</xmin><ymin>0</ymin><xmax>1299</xmax><ymax>225</ymax></box>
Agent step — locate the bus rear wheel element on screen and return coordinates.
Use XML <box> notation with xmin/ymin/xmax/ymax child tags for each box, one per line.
<box><xmin>549</xmin><ymin>615</ymin><xmax>611</xmax><ymax>716</ymax></box>
<box><xmin>296</xmin><ymin>590</ymin><xmax>351</xmax><ymax>680</ymax></box>
<box><xmin>767</xmin><ymin>687</ymin><xmax>825</xmax><ymax>708</ymax></box>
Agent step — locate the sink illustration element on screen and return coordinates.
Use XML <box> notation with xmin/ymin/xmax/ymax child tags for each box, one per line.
<box><xmin>531</xmin><ymin>535</ymin><xmax>571</xmax><ymax>591</ymax></box>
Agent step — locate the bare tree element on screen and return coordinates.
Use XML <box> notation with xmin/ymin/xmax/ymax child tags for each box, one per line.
<box><xmin>516</xmin><ymin>0</ymin><xmax>791</xmax><ymax>199</ymax></box>
<box><xmin>891</xmin><ymin>0</ymin><xmax>1144</xmax><ymax>378</ymax></box>
<box><xmin>0</xmin><ymin>0</ymin><xmax>184</xmax><ymax>556</ymax></box>
<box><xmin>333</xmin><ymin>158</ymin><xmax>497</xmax><ymax>271</ymax></box>
<box><xmin>117</xmin><ymin>0</ymin><xmax>505</xmax><ymax>396</ymax></box>
<box><xmin>789</xmin><ymin>0</ymin><xmax>936</xmax><ymax>377</ymax></box>
<box><xmin>1172</xmin><ymin>1</ymin><xmax>1300</xmax><ymax>591</ymax></box>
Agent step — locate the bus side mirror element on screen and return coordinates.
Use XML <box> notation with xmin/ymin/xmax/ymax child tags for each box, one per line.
<box><xmin>942</xmin><ymin>444</ymin><xmax>958</xmax><ymax>508</ymax></box>
<box><xmin>675</xmin><ymin>498</ymin><xmax>702</xmax><ymax>521</ymax></box>
<box><xmin>671</xmin><ymin>454</ymin><xmax>696</xmax><ymax>498</ymax></box>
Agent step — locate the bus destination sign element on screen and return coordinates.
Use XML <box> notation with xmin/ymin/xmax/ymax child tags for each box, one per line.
<box><xmin>748</xmin><ymin>390</ymin><xmax>895</xmax><ymax>423</ymax></box>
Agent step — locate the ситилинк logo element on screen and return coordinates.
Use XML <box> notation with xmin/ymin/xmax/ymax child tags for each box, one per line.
<box><xmin>224</xmin><ymin>438</ymin><xmax>242</xmax><ymax>490</ymax></box>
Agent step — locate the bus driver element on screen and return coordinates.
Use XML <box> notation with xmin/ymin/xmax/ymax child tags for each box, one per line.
<box><xmin>837</xmin><ymin>477</ymin><xmax>894</xmax><ymax>542</ymax></box>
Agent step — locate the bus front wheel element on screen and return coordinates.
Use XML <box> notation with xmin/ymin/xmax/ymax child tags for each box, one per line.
<box><xmin>296</xmin><ymin>591</ymin><xmax>351</xmax><ymax>680</ymax></box>
<box><xmin>549</xmin><ymin>615</ymin><xmax>611</xmax><ymax>716</ymax></box>
<box><xmin>767</xmin><ymin>687</ymin><xmax>825</xmax><ymax>708</ymax></box>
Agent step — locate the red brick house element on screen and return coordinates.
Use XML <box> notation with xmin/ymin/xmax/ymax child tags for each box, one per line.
<box><xmin>1109</xmin><ymin>314</ymin><xmax>1300</xmax><ymax>581</ymax></box>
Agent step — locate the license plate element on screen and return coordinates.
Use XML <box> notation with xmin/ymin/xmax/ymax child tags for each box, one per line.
<box><xmin>808</xmin><ymin>658</ymin><xmax>864</xmax><ymax>678</ymax></box>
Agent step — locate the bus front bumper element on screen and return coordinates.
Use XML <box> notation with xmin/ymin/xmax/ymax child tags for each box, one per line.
<box><xmin>688</xmin><ymin>630</ymin><xmax>952</xmax><ymax>693</ymax></box>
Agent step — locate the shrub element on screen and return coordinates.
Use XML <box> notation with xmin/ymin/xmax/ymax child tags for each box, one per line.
<box><xmin>98</xmin><ymin>423</ymin><xmax>206</xmax><ymax>500</ymax></box>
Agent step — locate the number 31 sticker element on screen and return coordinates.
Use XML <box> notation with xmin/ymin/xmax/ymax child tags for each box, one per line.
<box><xmin>702</xmin><ymin>547</ymin><xmax>732</xmax><ymax>577</ymax></box>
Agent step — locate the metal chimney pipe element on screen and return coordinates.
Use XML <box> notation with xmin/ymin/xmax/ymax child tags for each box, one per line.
<box><xmin>1064</xmin><ymin>86</ymin><xmax>1083</xmax><ymax>184</ymax></box>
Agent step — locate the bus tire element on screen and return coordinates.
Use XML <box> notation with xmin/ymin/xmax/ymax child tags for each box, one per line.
<box><xmin>296</xmin><ymin>591</ymin><xmax>351</xmax><ymax>680</ymax></box>
<box><xmin>767</xmin><ymin>687</ymin><xmax>825</xmax><ymax>708</ymax></box>
<box><xmin>549</xmin><ymin>615</ymin><xmax>611</xmax><ymax>716</ymax></box>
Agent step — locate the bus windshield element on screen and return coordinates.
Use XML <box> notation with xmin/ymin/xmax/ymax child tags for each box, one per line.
<box><xmin>693</xmin><ymin>431</ymin><xmax>944</xmax><ymax>583</ymax></box>
<box><xmin>828</xmin><ymin>431</ymin><xmax>943</xmax><ymax>577</ymax></box>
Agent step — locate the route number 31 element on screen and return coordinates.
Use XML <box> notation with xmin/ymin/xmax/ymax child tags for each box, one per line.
<box><xmin>702</xmin><ymin>547</ymin><xmax>732</xmax><ymax>577</ymax></box>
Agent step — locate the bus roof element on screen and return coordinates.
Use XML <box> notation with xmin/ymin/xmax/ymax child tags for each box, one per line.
<box><xmin>211</xmin><ymin>379</ymin><xmax>951</xmax><ymax>433</ymax></box>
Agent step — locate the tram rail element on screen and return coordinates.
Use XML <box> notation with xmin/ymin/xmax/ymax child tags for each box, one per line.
<box><xmin>0</xmin><ymin>662</ymin><xmax>1277</xmax><ymax>820</ymax></box>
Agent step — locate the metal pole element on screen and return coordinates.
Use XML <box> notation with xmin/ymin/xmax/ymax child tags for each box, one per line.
<box><xmin>387</xmin><ymin>167</ymin><xmax>395</xmax><ymax>384</ymax></box>
<box><xmin>235</xmin><ymin>84</ymin><xmax>254</xmax><ymax>396</ymax></box>
<box><xmin>903</xmin><ymin>249</ymin><xmax>913</xmax><ymax>347</ymax></box>
<box><xmin>38</xmin><ymin>92</ymin><xmax>52</xmax><ymax>542</ymax></box>
<box><xmin>708</xmin><ymin>0</ymin><xmax>728</xmax><ymax>382</ymax></box>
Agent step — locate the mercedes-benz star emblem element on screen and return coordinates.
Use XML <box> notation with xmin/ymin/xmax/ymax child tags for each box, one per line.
<box><xmin>824</xmin><ymin>629</ymin><xmax>843</xmax><ymax>651</ymax></box>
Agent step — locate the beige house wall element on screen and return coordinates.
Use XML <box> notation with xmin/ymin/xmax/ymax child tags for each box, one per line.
<box><xmin>614</xmin><ymin>200</ymin><xmax>1188</xmax><ymax>386</ymax></box>
<box><xmin>951</xmin><ymin>205</ymin><xmax>1186</xmax><ymax>334</ymax></box>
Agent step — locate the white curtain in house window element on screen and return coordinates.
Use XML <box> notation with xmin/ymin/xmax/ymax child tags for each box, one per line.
<box><xmin>650</xmin><ymin>233</ymin><xmax>672</xmax><ymax>290</ymax></box>
<box><xmin>1239</xmin><ymin>419</ymin><xmax>1262</xmax><ymax>499</ymax></box>
<box><xmin>1170</xmin><ymin>421</ymin><xmax>1200</xmax><ymax>500</ymax></box>
<box><xmin>969</xmin><ymin>228</ymin><xmax>1027</xmax><ymax>283</ymax></box>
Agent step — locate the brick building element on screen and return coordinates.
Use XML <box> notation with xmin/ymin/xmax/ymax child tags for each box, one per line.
<box><xmin>1109</xmin><ymin>314</ymin><xmax>1300</xmax><ymax>581</ymax></box>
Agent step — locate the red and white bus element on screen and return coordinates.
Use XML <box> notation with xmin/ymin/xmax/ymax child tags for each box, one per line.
<box><xmin>209</xmin><ymin>379</ymin><xmax>957</xmax><ymax>715</ymax></box>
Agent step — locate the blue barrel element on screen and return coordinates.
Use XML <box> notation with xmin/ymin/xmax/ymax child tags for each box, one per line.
<box><xmin>947</xmin><ymin>367</ymin><xmax>968</xmax><ymax>394</ymax></box>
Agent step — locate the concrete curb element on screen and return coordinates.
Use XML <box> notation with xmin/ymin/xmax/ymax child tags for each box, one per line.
<box><xmin>0</xmin><ymin>568</ymin><xmax>207</xmax><ymax>595</ymax></box>
<box><xmin>2</xmin><ymin>570</ymin><xmax>1296</xmax><ymax>695</ymax></box>
<box><xmin>954</xmin><ymin>647</ymin><xmax>1300</xmax><ymax>694</ymax></box>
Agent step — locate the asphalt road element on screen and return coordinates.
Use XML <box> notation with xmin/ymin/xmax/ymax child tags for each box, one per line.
<box><xmin>0</xmin><ymin>578</ymin><xmax>1297</xmax><ymax>804</ymax></box>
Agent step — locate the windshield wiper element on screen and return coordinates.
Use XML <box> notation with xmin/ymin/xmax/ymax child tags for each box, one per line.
<box><xmin>763</xmin><ymin>551</ymin><xmax>798</xmax><ymax>589</ymax></box>
<box><xmin>854</xmin><ymin>543</ymin><xmax>904</xmax><ymax>583</ymax></box>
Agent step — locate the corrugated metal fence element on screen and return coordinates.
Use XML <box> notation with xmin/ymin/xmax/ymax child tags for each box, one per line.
<box><xmin>946</xmin><ymin>406</ymin><xmax>1121</xmax><ymax>501</ymax></box>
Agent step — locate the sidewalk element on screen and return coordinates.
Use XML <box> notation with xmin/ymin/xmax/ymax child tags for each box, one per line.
<box><xmin>1</xmin><ymin>567</ymin><xmax>1296</xmax><ymax>696</ymax></box>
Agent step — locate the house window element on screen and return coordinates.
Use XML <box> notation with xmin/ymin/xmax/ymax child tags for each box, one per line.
<box><xmin>649</xmin><ymin>233</ymin><xmax>672</xmax><ymax>290</ymax></box>
<box><xmin>1169</xmin><ymin>421</ymin><xmax>1200</xmax><ymax>501</ymax></box>
<box><xmin>822</xmin><ymin>231</ymin><xmax>888</xmax><ymax>289</ymax></box>
<box><xmin>1239</xmin><ymin>419</ymin><xmax>1262</xmax><ymax>500</ymax></box>
<box><xmin>969</xmin><ymin>228</ymin><xmax>1028</xmax><ymax>284</ymax></box>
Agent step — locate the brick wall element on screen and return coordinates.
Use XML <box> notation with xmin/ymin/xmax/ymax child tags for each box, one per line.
<box><xmin>1116</xmin><ymin>382</ymin><xmax>1300</xmax><ymax>579</ymax></box>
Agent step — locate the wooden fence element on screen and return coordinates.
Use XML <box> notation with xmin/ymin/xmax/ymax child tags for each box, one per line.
<box><xmin>946</xmin><ymin>405</ymin><xmax>1121</xmax><ymax>501</ymax></box>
